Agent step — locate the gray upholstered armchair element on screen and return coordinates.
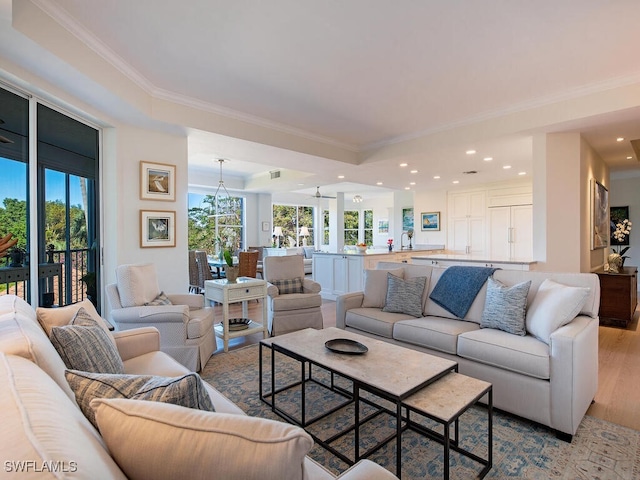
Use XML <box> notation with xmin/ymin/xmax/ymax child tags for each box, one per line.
<box><xmin>263</xmin><ymin>255</ymin><xmax>323</xmax><ymax>336</ymax></box>
<box><xmin>105</xmin><ymin>263</ymin><xmax>215</xmax><ymax>372</ymax></box>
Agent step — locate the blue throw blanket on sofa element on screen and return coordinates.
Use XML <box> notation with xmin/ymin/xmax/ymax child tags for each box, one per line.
<box><xmin>429</xmin><ymin>266</ymin><xmax>498</xmax><ymax>318</ymax></box>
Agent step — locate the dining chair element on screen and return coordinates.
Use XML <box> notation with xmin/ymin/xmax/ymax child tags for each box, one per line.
<box><xmin>248</xmin><ymin>246</ymin><xmax>265</xmax><ymax>278</ymax></box>
<box><xmin>188</xmin><ymin>250</ymin><xmax>201</xmax><ymax>293</ymax></box>
<box><xmin>238</xmin><ymin>250</ymin><xmax>259</xmax><ymax>278</ymax></box>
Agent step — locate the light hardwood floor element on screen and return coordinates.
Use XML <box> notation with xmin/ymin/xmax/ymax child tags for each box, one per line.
<box><xmin>210</xmin><ymin>299</ymin><xmax>640</xmax><ymax>431</ymax></box>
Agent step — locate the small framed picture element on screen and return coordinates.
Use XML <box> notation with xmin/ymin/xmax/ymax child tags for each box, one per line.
<box><xmin>421</xmin><ymin>212</ymin><xmax>440</xmax><ymax>231</ymax></box>
<box><xmin>140</xmin><ymin>210</ymin><xmax>176</xmax><ymax>248</ymax></box>
<box><xmin>140</xmin><ymin>161</ymin><xmax>176</xmax><ymax>201</ymax></box>
<box><xmin>261</xmin><ymin>221</ymin><xmax>270</xmax><ymax>232</ymax></box>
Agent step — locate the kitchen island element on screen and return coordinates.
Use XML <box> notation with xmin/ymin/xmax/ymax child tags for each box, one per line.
<box><xmin>313</xmin><ymin>245</ymin><xmax>444</xmax><ymax>300</ymax></box>
<box><xmin>411</xmin><ymin>253</ymin><xmax>537</xmax><ymax>271</ymax></box>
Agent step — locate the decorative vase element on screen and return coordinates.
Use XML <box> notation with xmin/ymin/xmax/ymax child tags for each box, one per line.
<box><xmin>608</xmin><ymin>253</ymin><xmax>623</xmax><ymax>273</ymax></box>
<box><xmin>388</xmin><ymin>244</ymin><xmax>393</xmax><ymax>252</ymax></box>
<box><xmin>225</xmin><ymin>266</ymin><xmax>239</xmax><ymax>283</ymax></box>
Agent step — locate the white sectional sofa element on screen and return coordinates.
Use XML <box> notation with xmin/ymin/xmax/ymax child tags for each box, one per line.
<box><xmin>336</xmin><ymin>262</ymin><xmax>600</xmax><ymax>440</ymax></box>
<box><xmin>0</xmin><ymin>295</ymin><xmax>397</xmax><ymax>480</ymax></box>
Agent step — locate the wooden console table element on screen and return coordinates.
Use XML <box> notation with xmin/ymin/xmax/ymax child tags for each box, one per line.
<box><xmin>595</xmin><ymin>266</ymin><xmax>638</xmax><ymax>328</ymax></box>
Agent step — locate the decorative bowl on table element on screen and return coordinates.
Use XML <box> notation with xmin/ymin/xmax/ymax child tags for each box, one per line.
<box><xmin>355</xmin><ymin>245</ymin><xmax>367</xmax><ymax>253</ymax></box>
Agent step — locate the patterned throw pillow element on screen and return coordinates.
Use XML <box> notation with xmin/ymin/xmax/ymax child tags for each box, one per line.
<box><xmin>144</xmin><ymin>291</ymin><xmax>172</xmax><ymax>306</ymax></box>
<box><xmin>271</xmin><ymin>277</ymin><xmax>304</xmax><ymax>294</ymax></box>
<box><xmin>65</xmin><ymin>370</ymin><xmax>216</xmax><ymax>429</ymax></box>
<box><xmin>382</xmin><ymin>273</ymin><xmax>427</xmax><ymax>318</ymax></box>
<box><xmin>50</xmin><ymin>308</ymin><xmax>125</xmax><ymax>374</ymax></box>
<box><xmin>480</xmin><ymin>277</ymin><xmax>531</xmax><ymax>335</ymax></box>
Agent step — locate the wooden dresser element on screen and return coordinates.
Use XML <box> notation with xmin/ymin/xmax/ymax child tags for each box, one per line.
<box><xmin>595</xmin><ymin>266</ymin><xmax>638</xmax><ymax>328</ymax></box>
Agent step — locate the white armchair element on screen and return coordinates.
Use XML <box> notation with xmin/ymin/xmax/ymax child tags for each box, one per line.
<box><xmin>264</xmin><ymin>255</ymin><xmax>323</xmax><ymax>336</ymax></box>
<box><xmin>105</xmin><ymin>263</ymin><xmax>215</xmax><ymax>372</ymax></box>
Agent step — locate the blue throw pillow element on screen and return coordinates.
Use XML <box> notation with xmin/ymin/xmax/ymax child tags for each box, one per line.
<box><xmin>480</xmin><ymin>277</ymin><xmax>531</xmax><ymax>335</ymax></box>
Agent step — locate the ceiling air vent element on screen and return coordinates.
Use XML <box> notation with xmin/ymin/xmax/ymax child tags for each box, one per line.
<box><xmin>463</xmin><ymin>170</ymin><xmax>478</xmax><ymax>174</ymax></box>
<box><xmin>270</xmin><ymin>170</ymin><xmax>281</xmax><ymax>179</ymax></box>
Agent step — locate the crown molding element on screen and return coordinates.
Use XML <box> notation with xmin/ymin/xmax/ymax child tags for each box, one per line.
<box><xmin>362</xmin><ymin>72</ymin><xmax>640</xmax><ymax>152</ymax></box>
<box><xmin>30</xmin><ymin>0</ymin><xmax>359</xmax><ymax>154</ymax></box>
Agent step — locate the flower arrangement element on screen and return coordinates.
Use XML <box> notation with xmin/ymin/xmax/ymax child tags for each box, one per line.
<box><xmin>215</xmin><ymin>227</ymin><xmax>239</xmax><ymax>267</ymax></box>
<box><xmin>387</xmin><ymin>238</ymin><xmax>393</xmax><ymax>252</ymax></box>
<box><xmin>611</xmin><ymin>219</ymin><xmax>632</xmax><ymax>259</ymax></box>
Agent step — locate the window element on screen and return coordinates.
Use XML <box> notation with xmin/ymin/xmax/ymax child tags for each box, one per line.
<box><xmin>344</xmin><ymin>210</ymin><xmax>359</xmax><ymax>245</ymax></box>
<box><xmin>188</xmin><ymin>193</ymin><xmax>244</xmax><ymax>254</ymax></box>
<box><xmin>272</xmin><ymin>205</ymin><xmax>314</xmax><ymax>247</ymax></box>
<box><xmin>323</xmin><ymin>209</ymin><xmax>329</xmax><ymax>245</ymax></box>
<box><xmin>364</xmin><ymin>209</ymin><xmax>373</xmax><ymax>245</ymax></box>
<box><xmin>0</xmin><ymin>89</ymin><xmax>100</xmax><ymax>309</ymax></box>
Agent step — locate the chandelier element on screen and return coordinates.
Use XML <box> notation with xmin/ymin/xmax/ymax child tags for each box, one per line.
<box><xmin>208</xmin><ymin>159</ymin><xmax>237</xmax><ymax>220</ymax></box>
<box><xmin>353</xmin><ymin>194</ymin><xmax>363</xmax><ymax>203</ymax></box>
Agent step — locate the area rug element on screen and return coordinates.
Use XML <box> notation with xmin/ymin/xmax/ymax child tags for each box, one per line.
<box><xmin>201</xmin><ymin>345</ymin><xmax>640</xmax><ymax>479</ymax></box>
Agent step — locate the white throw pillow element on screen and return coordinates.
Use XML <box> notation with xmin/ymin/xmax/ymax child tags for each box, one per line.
<box><xmin>91</xmin><ymin>398</ymin><xmax>313</xmax><ymax>480</ymax></box>
<box><xmin>525</xmin><ymin>279</ymin><xmax>590</xmax><ymax>344</ymax></box>
<box><xmin>116</xmin><ymin>264</ymin><xmax>160</xmax><ymax>308</ymax></box>
<box><xmin>361</xmin><ymin>268</ymin><xmax>404</xmax><ymax>308</ymax></box>
<box><xmin>36</xmin><ymin>299</ymin><xmax>115</xmax><ymax>346</ymax></box>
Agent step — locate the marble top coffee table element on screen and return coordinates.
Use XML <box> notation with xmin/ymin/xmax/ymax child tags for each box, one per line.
<box><xmin>260</xmin><ymin>327</ymin><xmax>458</xmax><ymax>477</ymax></box>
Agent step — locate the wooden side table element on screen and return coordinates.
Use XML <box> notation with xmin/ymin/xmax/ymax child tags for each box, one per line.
<box><xmin>595</xmin><ymin>266</ymin><xmax>638</xmax><ymax>328</ymax></box>
<box><xmin>204</xmin><ymin>277</ymin><xmax>268</xmax><ymax>352</ymax></box>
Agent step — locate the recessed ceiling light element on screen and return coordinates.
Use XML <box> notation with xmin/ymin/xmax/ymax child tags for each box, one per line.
<box><xmin>483</xmin><ymin>157</ymin><xmax>493</xmax><ymax>161</ymax></box>
<box><xmin>627</xmin><ymin>156</ymin><xmax>633</xmax><ymax>160</ymax></box>
<box><xmin>617</xmin><ymin>137</ymin><xmax>624</xmax><ymax>142</ymax></box>
<box><xmin>337</xmin><ymin>175</ymin><xmax>345</xmax><ymax>179</ymax></box>
<box><xmin>466</xmin><ymin>150</ymin><xmax>476</xmax><ymax>155</ymax></box>
<box><xmin>409</xmin><ymin>182</ymin><xmax>416</xmax><ymax>185</ymax></box>
<box><xmin>452</xmin><ymin>180</ymin><xmax>460</xmax><ymax>184</ymax></box>
<box><xmin>433</xmin><ymin>175</ymin><xmax>441</xmax><ymax>179</ymax></box>
<box><xmin>399</xmin><ymin>163</ymin><xmax>408</xmax><ymax>167</ymax></box>
<box><xmin>376</xmin><ymin>181</ymin><xmax>383</xmax><ymax>185</ymax></box>
<box><xmin>404</xmin><ymin>186</ymin><xmax>410</xmax><ymax>190</ymax></box>
<box><xmin>503</xmin><ymin>165</ymin><xmax>512</xmax><ymax>169</ymax></box>
<box><xmin>410</xmin><ymin>169</ymin><xmax>418</xmax><ymax>174</ymax></box>
<box><xmin>518</xmin><ymin>171</ymin><xmax>527</xmax><ymax>176</ymax></box>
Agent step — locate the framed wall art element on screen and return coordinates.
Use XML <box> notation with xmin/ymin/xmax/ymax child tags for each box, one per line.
<box><xmin>378</xmin><ymin>219</ymin><xmax>389</xmax><ymax>234</ymax></box>
<box><xmin>610</xmin><ymin>206</ymin><xmax>630</xmax><ymax>246</ymax></box>
<box><xmin>402</xmin><ymin>208</ymin><xmax>414</xmax><ymax>231</ymax></box>
<box><xmin>421</xmin><ymin>211</ymin><xmax>440</xmax><ymax>231</ymax></box>
<box><xmin>591</xmin><ymin>179</ymin><xmax>609</xmax><ymax>250</ymax></box>
<box><xmin>140</xmin><ymin>161</ymin><xmax>176</xmax><ymax>201</ymax></box>
<box><xmin>140</xmin><ymin>210</ymin><xmax>176</xmax><ymax>248</ymax></box>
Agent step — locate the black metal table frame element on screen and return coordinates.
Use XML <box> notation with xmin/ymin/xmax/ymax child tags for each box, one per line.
<box><xmin>403</xmin><ymin>387</ymin><xmax>493</xmax><ymax>479</ymax></box>
<box><xmin>259</xmin><ymin>341</ymin><xmax>455</xmax><ymax>477</ymax></box>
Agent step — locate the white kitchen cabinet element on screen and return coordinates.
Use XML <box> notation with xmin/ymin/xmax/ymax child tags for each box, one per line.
<box><xmin>313</xmin><ymin>254</ymin><xmax>364</xmax><ymax>300</ymax></box>
<box><xmin>489</xmin><ymin>205</ymin><xmax>532</xmax><ymax>261</ymax></box>
<box><xmin>448</xmin><ymin>191</ymin><xmax>486</xmax><ymax>255</ymax></box>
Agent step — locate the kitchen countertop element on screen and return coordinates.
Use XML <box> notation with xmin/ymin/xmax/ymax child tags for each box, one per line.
<box><xmin>411</xmin><ymin>253</ymin><xmax>536</xmax><ymax>265</ymax></box>
<box><xmin>314</xmin><ymin>245</ymin><xmax>445</xmax><ymax>256</ymax></box>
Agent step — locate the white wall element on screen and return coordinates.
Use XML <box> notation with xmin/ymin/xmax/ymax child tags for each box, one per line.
<box><xmin>610</xmin><ymin>174</ymin><xmax>640</xmax><ymax>270</ymax></box>
<box><xmin>413</xmin><ymin>188</ymin><xmax>448</xmax><ymax>247</ymax></box>
<box><xmin>102</xmin><ymin>124</ymin><xmax>189</xmax><ymax>311</ymax></box>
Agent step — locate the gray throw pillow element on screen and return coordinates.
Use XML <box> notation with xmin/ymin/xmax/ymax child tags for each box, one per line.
<box><xmin>382</xmin><ymin>273</ymin><xmax>427</xmax><ymax>318</ymax></box>
<box><xmin>480</xmin><ymin>277</ymin><xmax>531</xmax><ymax>336</ymax></box>
<box><xmin>144</xmin><ymin>291</ymin><xmax>172</xmax><ymax>306</ymax></box>
<box><xmin>65</xmin><ymin>370</ymin><xmax>216</xmax><ymax>429</ymax></box>
<box><xmin>50</xmin><ymin>308</ymin><xmax>125</xmax><ymax>374</ymax></box>
<box><xmin>271</xmin><ymin>277</ymin><xmax>304</xmax><ymax>294</ymax></box>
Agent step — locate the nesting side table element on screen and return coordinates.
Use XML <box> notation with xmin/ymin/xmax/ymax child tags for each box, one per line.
<box><xmin>204</xmin><ymin>277</ymin><xmax>268</xmax><ymax>352</ymax></box>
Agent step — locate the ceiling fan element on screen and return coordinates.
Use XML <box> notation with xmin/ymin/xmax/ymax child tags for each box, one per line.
<box><xmin>313</xmin><ymin>186</ymin><xmax>336</xmax><ymax>199</ymax></box>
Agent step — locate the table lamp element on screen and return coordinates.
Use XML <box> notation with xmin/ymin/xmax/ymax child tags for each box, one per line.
<box><xmin>299</xmin><ymin>226</ymin><xmax>310</xmax><ymax>246</ymax></box>
<box><xmin>273</xmin><ymin>226</ymin><xmax>283</xmax><ymax>248</ymax></box>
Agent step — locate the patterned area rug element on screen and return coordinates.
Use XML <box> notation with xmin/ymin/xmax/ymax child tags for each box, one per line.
<box><xmin>201</xmin><ymin>345</ymin><xmax>640</xmax><ymax>479</ymax></box>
